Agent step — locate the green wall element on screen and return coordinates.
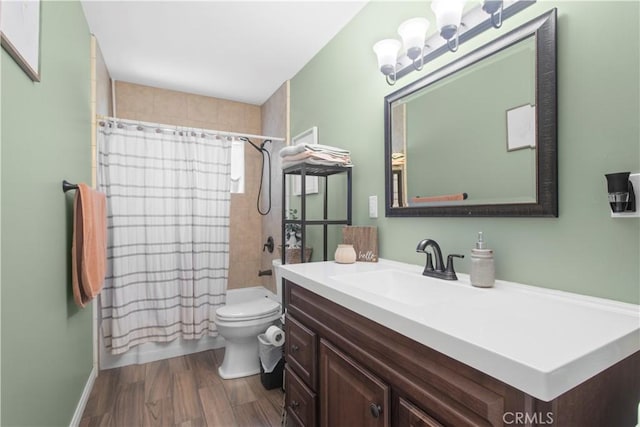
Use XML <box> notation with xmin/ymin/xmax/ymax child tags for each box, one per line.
<box><xmin>1</xmin><ymin>1</ymin><xmax>93</xmax><ymax>425</ymax></box>
<box><xmin>290</xmin><ymin>1</ymin><xmax>640</xmax><ymax>304</ymax></box>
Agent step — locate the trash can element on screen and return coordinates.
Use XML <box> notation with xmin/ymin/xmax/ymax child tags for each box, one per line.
<box><xmin>258</xmin><ymin>333</ymin><xmax>284</xmax><ymax>390</ymax></box>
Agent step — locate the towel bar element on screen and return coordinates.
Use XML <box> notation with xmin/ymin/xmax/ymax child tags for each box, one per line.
<box><xmin>62</xmin><ymin>180</ymin><xmax>78</xmax><ymax>193</ymax></box>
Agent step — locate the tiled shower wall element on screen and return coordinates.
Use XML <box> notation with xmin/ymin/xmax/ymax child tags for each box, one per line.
<box><xmin>260</xmin><ymin>82</ymin><xmax>289</xmax><ymax>293</ymax></box>
<box><xmin>114</xmin><ymin>81</ymin><xmax>264</xmax><ymax>290</ymax></box>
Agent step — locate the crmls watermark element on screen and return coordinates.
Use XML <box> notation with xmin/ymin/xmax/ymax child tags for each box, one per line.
<box><xmin>503</xmin><ymin>412</ymin><xmax>554</xmax><ymax>425</ymax></box>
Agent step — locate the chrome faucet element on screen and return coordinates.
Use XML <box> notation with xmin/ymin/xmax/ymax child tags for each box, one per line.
<box><xmin>416</xmin><ymin>239</ymin><xmax>464</xmax><ymax>280</ymax></box>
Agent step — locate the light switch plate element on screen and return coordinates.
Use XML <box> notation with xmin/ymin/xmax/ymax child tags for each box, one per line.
<box><xmin>369</xmin><ymin>195</ymin><xmax>378</xmax><ymax>219</ymax></box>
<box><xmin>611</xmin><ymin>173</ymin><xmax>640</xmax><ymax>218</ymax></box>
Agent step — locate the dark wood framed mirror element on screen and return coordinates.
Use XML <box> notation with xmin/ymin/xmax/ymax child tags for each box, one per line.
<box><xmin>384</xmin><ymin>9</ymin><xmax>557</xmax><ymax>217</ymax></box>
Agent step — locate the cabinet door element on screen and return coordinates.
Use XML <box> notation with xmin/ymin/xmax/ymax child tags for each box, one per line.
<box><xmin>398</xmin><ymin>397</ymin><xmax>444</xmax><ymax>427</ymax></box>
<box><xmin>320</xmin><ymin>339</ymin><xmax>389</xmax><ymax>427</ymax></box>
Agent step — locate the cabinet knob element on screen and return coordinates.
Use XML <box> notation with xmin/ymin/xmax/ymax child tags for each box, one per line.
<box><xmin>291</xmin><ymin>344</ymin><xmax>299</xmax><ymax>352</ymax></box>
<box><xmin>369</xmin><ymin>403</ymin><xmax>383</xmax><ymax>418</ymax></box>
<box><xmin>291</xmin><ymin>400</ymin><xmax>300</xmax><ymax>410</ymax></box>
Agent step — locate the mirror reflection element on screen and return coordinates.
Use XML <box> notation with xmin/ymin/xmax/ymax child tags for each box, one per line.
<box><xmin>391</xmin><ymin>36</ymin><xmax>536</xmax><ymax>208</ymax></box>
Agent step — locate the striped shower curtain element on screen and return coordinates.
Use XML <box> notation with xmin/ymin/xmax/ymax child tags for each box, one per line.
<box><xmin>97</xmin><ymin>120</ymin><xmax>231</xmax><ymax>354</ymax></box>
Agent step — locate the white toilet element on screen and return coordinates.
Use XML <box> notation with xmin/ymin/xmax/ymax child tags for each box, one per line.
<box><xmin>214</xmin><ymin>260</ymin><xmax>284</xmax><ymax>379</ymax></box>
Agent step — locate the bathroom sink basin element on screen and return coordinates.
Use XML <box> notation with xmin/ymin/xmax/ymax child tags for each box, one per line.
<box><xmin>330</xmin><ymin>269</ymin><xmax>453</xmax><ymax>307</ymax></box>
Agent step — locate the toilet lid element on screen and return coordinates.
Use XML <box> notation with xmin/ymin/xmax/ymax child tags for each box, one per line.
<box><xmin>216</xmin><ymin>298</ymin><xmax>280</xmax><ymax>321</ymax></box>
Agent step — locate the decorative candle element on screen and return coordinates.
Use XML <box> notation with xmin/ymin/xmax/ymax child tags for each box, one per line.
<box><xmin>335</xmin><ymin>244</ymin><xmax>356</xmax><ymax>264</ymax></box>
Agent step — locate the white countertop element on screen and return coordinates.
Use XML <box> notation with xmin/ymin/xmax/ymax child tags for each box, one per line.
<box><xmin>278</xmin><ymin>258</ymin><xmax>640</xmax><ymax>401</ymax></box>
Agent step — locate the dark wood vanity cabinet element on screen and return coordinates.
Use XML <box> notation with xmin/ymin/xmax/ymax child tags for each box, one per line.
<box><xmin>320</xmin><ymin>339</ymin><xmax>390</xmax><ymax>427</ymax></box>
<box><xmin>285</xmin><ymin>365</ymin><xmax>317</xmax><ymax>427</ymax></box>
<box><xmin>397</xmin><ymin>397</ymin><xmax>444</xmax><ymax>427</ymax></box>
<box><xmin>284</xmin><ymin>280</ymin><xmax>640</xmax><ymax>427</ymax></box>
<box><xmin>284</xmin><ymin>280</ymin><xmax>523</xmax><ymax>426</ymax></box>
<box><xmin>285</xmin><ymin>315</ymin><xmax>318</xmax><ymax>390</ymax></box>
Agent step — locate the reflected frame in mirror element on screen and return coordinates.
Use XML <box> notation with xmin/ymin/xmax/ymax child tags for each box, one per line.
<box><xmin>384</xmin><ymin>9</ymin><xmax>557</xmax><ymax>218</ymax></box>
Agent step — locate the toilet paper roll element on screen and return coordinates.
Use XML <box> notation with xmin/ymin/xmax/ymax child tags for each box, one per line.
<box><xmin>264</xmin><ymin>325</ymin><xmax>285</xmax><ymax>347</ymax></box>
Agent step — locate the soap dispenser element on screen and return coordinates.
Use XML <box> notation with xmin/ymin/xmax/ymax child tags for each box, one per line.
<box><xmin>470</xmin><ymin>232</ymin><xmax>495</xmax><ymax>288</ymax></box>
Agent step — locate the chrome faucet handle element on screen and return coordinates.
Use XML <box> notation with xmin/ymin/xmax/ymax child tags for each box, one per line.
<box><xmin>444</xmin><ymin>254</ymin><xmax>465</xmax><ymax>279</ymax></box>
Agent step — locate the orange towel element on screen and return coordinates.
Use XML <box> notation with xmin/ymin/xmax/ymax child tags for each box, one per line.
<box><xmin>72</xmin><ymin>183</ymin><xmax>107</xmax><ymax>308</ymax></box>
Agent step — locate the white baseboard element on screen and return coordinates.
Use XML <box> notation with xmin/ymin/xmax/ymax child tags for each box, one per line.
<box><xmin>69</xmin><ymin>367</ymin><xmax>97</xmax><ymax>427</ymax></box>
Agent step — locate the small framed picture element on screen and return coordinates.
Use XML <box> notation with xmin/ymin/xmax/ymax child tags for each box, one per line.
<box><xmin>291</xmin><ymin>127</ymin><xmax>319</xmax><ymax>196</ymax></box>
<box><xmin>506</xmin><ymin>104</ymin><xmax>535</xmax><ymax>151</ymax></box>
<box><xmin>0</xmin><ymin>0</ymin><xmax>41</xmax><ymax>81</ymax></box>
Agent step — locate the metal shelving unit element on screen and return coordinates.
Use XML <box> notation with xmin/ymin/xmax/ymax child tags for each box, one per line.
<box><xmin>281</xmin><ymin>164</ymin><xmax>352</xmax><ymax>264</ymax></box>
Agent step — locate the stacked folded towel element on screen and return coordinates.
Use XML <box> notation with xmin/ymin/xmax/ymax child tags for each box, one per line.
<box><xmin>280</xmin><ymin>143</ymin><xmax>352</xmax><ymax>168</ymax></box>
<box><xmin>391</xmin><ymin>152</ymin><xmax>405</xmax><ymax>167</ymax></box>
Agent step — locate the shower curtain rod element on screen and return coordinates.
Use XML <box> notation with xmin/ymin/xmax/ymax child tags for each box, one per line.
<box><xmin>96</xmin><ymin>115</ymin><xmax>286</xmax><ymax>143</ymax></box>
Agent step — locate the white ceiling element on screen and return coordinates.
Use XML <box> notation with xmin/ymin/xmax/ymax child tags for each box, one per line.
<box><xmin>81</xmin><ymin>1</ymin><xmax>368</xmax><ymax>106</ymax></box>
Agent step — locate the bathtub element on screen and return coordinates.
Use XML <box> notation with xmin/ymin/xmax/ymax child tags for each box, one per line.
<box><xmin>99</xmin><ymin>286</ymin><xmax>278</xmax><ymax>369</ymax></box>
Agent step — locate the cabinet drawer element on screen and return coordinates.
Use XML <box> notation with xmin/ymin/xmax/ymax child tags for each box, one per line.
<box><xmin>285</xmin><ymin>365</ymin><xmax>317</xmax><ymax>427</ymax></box>
<box><xmin>285</xmin><ymin>314</ymin><xmax>317</xmax><ymax>390</ymax></box>
<box><xmin>398</xmin><ymin>397</ymin><xmax>444</xmax><ymax>427</ymax></box>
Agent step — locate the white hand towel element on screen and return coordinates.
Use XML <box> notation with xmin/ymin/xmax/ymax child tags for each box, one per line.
<box><xmin>231</xmin><ymin>139</ymin><xmax>244</xmax><ymax>193</ymax></box>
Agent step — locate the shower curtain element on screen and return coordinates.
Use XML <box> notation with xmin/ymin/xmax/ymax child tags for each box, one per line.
<box><xmin>98</xmin><ymin>121</ymin><xmax>231</xmax><ymax>354</ymax></box>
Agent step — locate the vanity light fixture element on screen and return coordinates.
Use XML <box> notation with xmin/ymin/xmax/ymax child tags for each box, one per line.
<box><xmin>431</xmin><ymin>0</ymin><xmax>466</xmax><ymax>52</ymax></box>
<box><xmin>372</xmin><ymin>0</ymin><xmax>535</xmax><ymax>86</ymax></box>
<box><xmin>397</xmin><ymin>17</ymin><xmax>430</xmax><ymax>71</ymax></box>
<box><xmin>373</xmin><ymin>39</ymin><xmax>402</xmax><ymax>85</ymax></box>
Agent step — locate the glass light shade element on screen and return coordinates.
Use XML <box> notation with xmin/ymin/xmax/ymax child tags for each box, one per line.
<box><xmin>431</xmin><ymin>0</ymin><xmax>466</xmax><ymax>34</ymax></box>
<box><xmin>397</xmin><ymin>18</ymin><xmax>430</xmax><ymax>59</ymax></box>
<box><xmin>373</xmin><ymin>39</ymin><xmax>401</xmax><ymax>74</ymax></box>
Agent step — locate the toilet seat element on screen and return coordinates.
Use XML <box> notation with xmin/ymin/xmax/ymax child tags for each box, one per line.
<box><xmin>216</xmin><ymin>298</ymin><xmax>280</xmax><ymax>322</ymax></box>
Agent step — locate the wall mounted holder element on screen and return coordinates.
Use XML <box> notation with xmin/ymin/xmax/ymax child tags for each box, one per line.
<box><xmin>609</xmin><ymin>173</ymin><xmax>639</xmax><ymax>218</ymax></box>
<box><xmin>62</xmin><ymin>180</ymin><xmax>78</xmax><ymax>193</ymax></box>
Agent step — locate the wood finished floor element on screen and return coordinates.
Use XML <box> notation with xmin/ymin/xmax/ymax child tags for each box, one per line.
<box><xmin>81</xmin><ymin>348</ymin><xmax>284</xmax><ymax>427</ymax></box>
